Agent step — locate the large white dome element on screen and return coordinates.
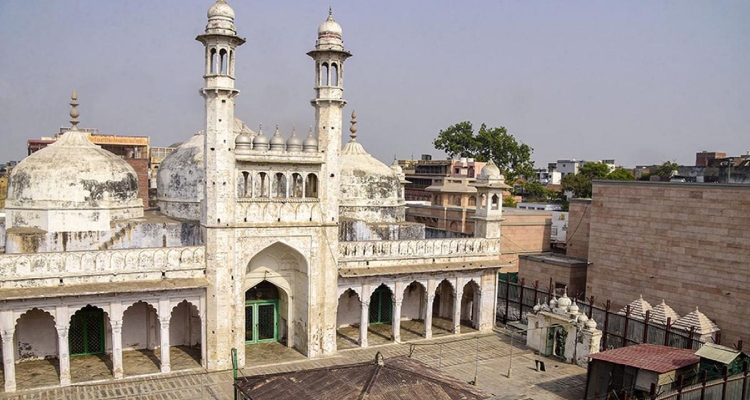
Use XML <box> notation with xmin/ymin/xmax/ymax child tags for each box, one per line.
<box><xmin>5</xmin><ymin>129</ymin><xmax>143</xmax><ymax>232</ymax></box>
<box><xmin>156</xmin><ymin>131</ymin><xmax>205</xmax><ymax>221</ymax></box>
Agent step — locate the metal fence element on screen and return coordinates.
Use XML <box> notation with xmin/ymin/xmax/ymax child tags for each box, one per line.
<box><xmin>496</xmin><ymin>277</ymin><xmax>718</xmax><ymax>352</ymax></box>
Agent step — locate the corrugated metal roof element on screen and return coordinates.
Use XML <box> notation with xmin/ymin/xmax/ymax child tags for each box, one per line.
<box><xmin>588</xmin><ymin>344</ymin><xmax>699</xmax><ymax>374</ymax></box>
<box><xmin>235</xmin><ymin>354</ymin><xmax>490</xmax><ymax>400</ymax></box>
<box><xmin>694</xmin><ymin>343</ymin><xmax>741</xmax><ymax>364</ymax></box>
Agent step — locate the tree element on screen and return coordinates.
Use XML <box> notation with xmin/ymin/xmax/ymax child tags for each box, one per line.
<box><xmin>562</xmin><ymin>173</ymin><xmax>592</xmax><ymax>198</ymax></box>
<box><xmin>578</xmin><ymin>161</ymin><xmax>610</xmax><ymax>180</ymax></box>
<box><xmin>561</xmin><ymin>161</ymin><xmax>616</xmax><ymax>198</ymax></box>
<box><xmin>606</xmin><ymin>168</ymin><xmax>635</xmax><ymax>181</ymax></box>
<box><xmin>433</xmin><ymin>121</ymin><xmax>534</xmax><ymax>182</ymax></box>
<box><xmin>652</xmin><ymin>161</ymin><xmax>679</xmax><ymax>178</ymax></box>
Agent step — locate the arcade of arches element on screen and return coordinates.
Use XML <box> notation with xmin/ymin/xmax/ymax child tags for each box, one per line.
<box><xmin>335</xmin><ymin>275</ymin><xmax>491</xmax><ymax>348</ymax></box>
<box><xmin>0</xmin><ymin>291</ymin><xmax>204</xmax><ymax>392</ymax></box>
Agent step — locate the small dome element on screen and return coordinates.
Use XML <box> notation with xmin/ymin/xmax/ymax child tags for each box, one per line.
<box><xmin>208</xmin><ymin>0</ymin><xmax>235</xmax><ymax>20</ymax></box>
<box><xmin>577</xmin><ymin>314</ymin><xmax>589</xmax><ymax>324</ymax></box>
<box><xmin>269</xmin><ymin>125</ymin><xmax>286</xmax><ymax>151</ymax></box>
<box><xmin>557</xmin><ymin>290</ymin><xmax>572</xmax><ymax>310</ymax></box>
<box><xmin>286</xmin><ymin>128</ymin><xmax>303</xmax><ymax>151</ymax></box>
<box><xmin>477</xmin><ymin>159</ymin><xmax>502</xmax><ymax>180</ymax></box>
<box><xmin>318</xmin><ymin>9</ymin><xmax>343</xmax><ymax>38</ymax></box>
<box><xmin>302</xmin><ymin>129</ymin><xmax>318</xmax><ymax>152</ymax></box>
<box><xmin>253</xmin><ymin>126</ymin><xmax>269</xmax><ymax>150</ymax></box>
<box><xmin>235</xmin><ymin>132</ymin><xmax>252</xmax><ymax>145</ymax></box>
<box><xmin>585</xmin><ymin>319</ymin><xmax>598</xmax><ymax>330</ymax></box>
<box><xmin>549</xmin><ymin>296</ymin><xmax>558</xmax><ymax>309</ymax></box>
<box><xmin>569</xmin><ymin>301</ymin><xmax>580</xmax><ymax>315</ymax></box>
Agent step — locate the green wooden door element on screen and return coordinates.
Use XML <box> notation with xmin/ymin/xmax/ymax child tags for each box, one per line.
<box><xmin>70</xmin><ymin>307</ymin><xmax>105</xmax><ymax>356</ymax></box>
<box><xmin>369</xmin><ymin>286</ymin><xmax>393</xmax><ymax>324</ymax></box>
<box><xmin>245</xmin><ymin>300</ymin><xmax>278</xmax><ymax>344</ymax></box>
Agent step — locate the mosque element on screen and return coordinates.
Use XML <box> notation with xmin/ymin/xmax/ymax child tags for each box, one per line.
<box><xmin>0</xmin><ymin>0</ymin><xmax>507</xmax><ymax>392</ymax></box>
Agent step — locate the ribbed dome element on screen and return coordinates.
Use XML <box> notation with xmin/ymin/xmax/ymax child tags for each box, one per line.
<box><xmin>286</xmin><ymin>128</ymin><xmax>303</xmax><ymax>151</ymax></box>
<box><xmin>253</xmin><ymin>127</ymin><xmax>269</xmax><ymax>150</ymax></box>
<box><xmin>7</xmin><ymin>130</ymin><xmax>141</xmax><ymax>210</ymax></box>
<box><xmin>269</xmin><ymin>126</ymin><xmax>286</xmax><ymax>151</ymax></box>
<box><xmin>156</xmin><ymin>131</ymin><xmax>204</xmax><ymax>220</ymax></box>
<box><xmin>302</xmin><ymin>130</ymin><xmax>318</xmax><ymax>152</ymax></box>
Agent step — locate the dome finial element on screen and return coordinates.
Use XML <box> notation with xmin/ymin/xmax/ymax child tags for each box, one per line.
<box><xmin>69</xmin><ymin>90</ymin><xmax>80</xmax><ymax>130</ymax></box>
<box><xmin>349</xmin><ymin>110</ymin><xmax>358</xmax><ymax>141</ymax></box>
<box><xmin>328</xmin><ymin>6</ymin><xmax>334</xmax><ymax>20</ymax></box>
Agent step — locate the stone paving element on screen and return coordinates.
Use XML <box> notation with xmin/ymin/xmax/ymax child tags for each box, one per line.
<box><xmin>0</xmin><ymin>329</ymin><xmax>586</xmax><ymax>399</ymax></box>
<box><xmin>336</xmin><ymin>317</ymin><xmax>475</xmax><ymax>349</ymax></box>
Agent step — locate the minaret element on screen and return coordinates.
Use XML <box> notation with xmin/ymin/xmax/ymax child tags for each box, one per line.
<box><xmin>195</xmin><ymin>0</ymin><xmax>245</xmax><ymax>371</ymax></box>
<box><xmin>307</xmin><ymin>8</ymin><xmax>352</xmax><ymax>223</ymax></box>
<box><xmin>473</xmin><ymin>159</ymin><xmax>510</xmax><ymax>239</ymax></box>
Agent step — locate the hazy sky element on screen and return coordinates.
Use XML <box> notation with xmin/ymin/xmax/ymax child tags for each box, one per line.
<box><xmin>1</xmin><ymin>1</ymin><xmax>747</xmax><ymax>168</ymax></box>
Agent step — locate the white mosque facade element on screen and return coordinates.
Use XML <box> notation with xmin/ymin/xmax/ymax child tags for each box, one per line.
<box><xmin>0</xmin><ymin>1</ymin><xmax>506</xmax><ymax>392</ymax></box>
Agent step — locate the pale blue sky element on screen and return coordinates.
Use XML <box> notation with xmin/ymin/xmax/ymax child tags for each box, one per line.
<box><xmin>0</xmin><ymin>1</ymin><xmax>747</xmax><ymax>168</ymax></box>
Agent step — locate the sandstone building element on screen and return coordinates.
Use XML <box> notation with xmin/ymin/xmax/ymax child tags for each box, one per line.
<box><xmin>0</xmin><ymin>1</ymin><xmax>510</xmax><ymax>392</ymax></box>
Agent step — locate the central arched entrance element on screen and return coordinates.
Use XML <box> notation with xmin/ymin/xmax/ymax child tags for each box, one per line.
<box><xmin>245</xmin><ymin>281</ymin><xmax>280</xmax><ymax>344</ymax></box>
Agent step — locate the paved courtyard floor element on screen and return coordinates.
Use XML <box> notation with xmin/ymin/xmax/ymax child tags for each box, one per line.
<box><xmin>0</xmin><ymin>328</ymin><xmax>586</xmax><ymax>400</ymax></box>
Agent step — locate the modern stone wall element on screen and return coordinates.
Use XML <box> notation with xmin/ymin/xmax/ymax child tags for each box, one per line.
<box><xmin>565</xmin><ymin>199</ymin><xmax>591</xmax><ymax>259</ymax></box>
<box><xmin>518</xmin><ymin>253</ymin><xmax>588</xmax><ymax>295</ymax></box>
<box><xmin>499</xmin><ymin>211</ymin><xmax>552</xmax><ymax>270</ymax></box>
<box><xmin>585</xmin><ymin>181</ymin><xmax>750</xmax><ymax>350</ymax></box>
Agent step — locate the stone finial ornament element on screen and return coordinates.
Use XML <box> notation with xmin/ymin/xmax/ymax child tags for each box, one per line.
<box><xmin>349</xmin><ymin>110</ymin><xmax>358</xmax><ymax>140</ymax></box>
<box><xmin>69</xmin><ymin>90</ymin><xmax>80</xmax><ymax>129</ymax></box>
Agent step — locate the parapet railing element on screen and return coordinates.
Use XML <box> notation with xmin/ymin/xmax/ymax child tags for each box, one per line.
<box><xmin>0</xmin><ymin>246</ymin><xmax>205</xmax><ymax>289</ymax></box>
<box><xmin>339</xmin><ymin>238</ymin><xmax>501</xmax><ymax>261</ymax></box>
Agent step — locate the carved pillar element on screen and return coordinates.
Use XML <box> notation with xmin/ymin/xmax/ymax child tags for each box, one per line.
<box><xmin>424</xmin><ymin>294</ymin><xmax>434</xmax><ymax>339</ymax></box>
<box><xmin>110</xmin><ymin>320</ymin><xmax>124</xmax><ymax>379</ymax></box>
<box><xmin>453</xmin><ymin>291</ymin><xmax>463</xmax><ymax>334</ymax></box>
<box><xmin>55</xmin><ymin>325</ymin><xmax>71</xmax><ymax>386</ymax></box>
<box><xmin>2</xmin><ymin>328</ymin><xmax>16</xmax><ymax>392</ymax></box>
<box><xmin>159</xmin><ymin>317</ymin><xmax>171</xmax><ymax>373</ymax></box>
<box><xmin>392</xmin><ymin>297</ymin><xmax>403</xmax><ymax>342</ymax></box>
<box><xmin>359</xmin><ymin>300</ymin><xmax>369</xmax><ymax>348</ymax></box>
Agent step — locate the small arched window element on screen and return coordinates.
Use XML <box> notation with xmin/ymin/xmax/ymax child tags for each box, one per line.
<box><xmin>219</xmin><ymin>49</ymin><xmax>228</xmax><ymax>75</ymax></box>
<box><xmin>256</xmin><ymin>172</ymin><xmax>269</xmax><ymax>197</ymax></box>
<box><xmin>331</xmin><ymin>63</ymin><xmax>339</xmax><ymax>86</ymax></box>
<box><xmin>321</xmin><ymin>63</ymin><xmax>329</xmax><ymax>86</ymax></box>
<box><xmin>468</xmin><ymin>196</ymin><xmax>477</xmax><ymax>207</ymax></box>
<box><xmin>305</xmin><ymin>174</ymin><xmax>318</xmax><ymax>198</ymax></box>
<box><xmin>228</xmin><ymin>50</ymin><xmax>234</xmax><ymax>75</ymax></box>
<box><xmin>291</xmin><ymin>173</ymin><xmax>303</xmax><ymax>198</ymax></box>
<box><xmin>241</xmin><ymin>171</ymin><xmax>250</xmax><ymax>197</ymax></box>
<box><xmin>491</xmin><ymin>194</ymin><xmax>500</xmax><ymax>210</ymax></box>
<box><xmin>273</xmin><ymin>173</ymin><xmax>287</xmax><ymax>198</ymax></box>
<box><xmin>452</xmin><ymin>195</ymin><xmax>461</xmax><ymax>207</ymax></box>
<box><xmin>210</xmin><ymin>48</ymin><xmax>218</xmax><ymax>74</ymax></box>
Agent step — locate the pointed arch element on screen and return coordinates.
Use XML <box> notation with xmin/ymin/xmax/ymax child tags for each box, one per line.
<box><xmin>169</xmin><ymin>300</ymin><xmax>202</xmax><ymax>369</ymax></box>
<box><xmin>330</xmin><ymin>63</ymin><xmax>339</xmax><ymax>86</ymax></box>
<box><xmin>15</xmin><ymin>308</ymin><xmax>57</xmax><ymax>361</ymax></box>
<box><xmin>321</xmin><ymin>62</ymin><xmax>329</xmax><ymax>86</ymax></box>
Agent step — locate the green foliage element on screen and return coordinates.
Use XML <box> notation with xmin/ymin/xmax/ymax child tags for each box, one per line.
<box><xmin>432</xmin><ymin>121</ymin><xmax>535</xmax><ymax>182</ymax></box>
<box><xmin>502</xmin><ymin>195</ymin><xmax>517</xmax><ymax>208</ymax></box>
<box><xmin>432</xmin><ymin>121</ymin><xmax>477</xmax><ymax>159</ymax></box>
<box><xmin>637</xmin><ymin>173</ymin><xmax>652</xmax><ymax>181</ymax></box>
<box><xmin>561</xmin><ymin>173</ymin><xmax>592</xmax><ymax>198</ymax></box>
<box><xmin>652</xmin><ymin>161</ymin><xmax>679</xmax><ymax>178</ymax></box>
<box><xmin>606</xmin><ymin>168</ymin><xmax>635</xmax><ymax>181</ymax></box>
<box><xmin>578</xmin><ymin>161</ymin><xmax>610</xmax><ymax>180</ymax></box>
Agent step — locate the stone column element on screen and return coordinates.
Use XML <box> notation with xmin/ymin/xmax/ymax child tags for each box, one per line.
<box><xmin>159</xmin><ymin>317</ymin><xmax>171</xmax><ymax>373</ymax></box>
<box><xmin>359</xmin><ymin>300</ymin><xmax>369</xmax><ymax>348</ymax></box>
<box><xmin>2</xmin><ymin>328</ymin><xmax>16</xmax><ymax>392</ymax></box>
<box><xmin>473</xmin><ymin>288</ymin><xmax>482</xmax><ymax>330</ymax></box>
<box><xmin>392</xmin><ymin>297</ymin><xmax>403</xmax><ymax>342</ymax></box>
<box><xmin>110</xmin><ymin>320</ymin><xmax>124</xmax><ymax>379</ymax></box>
<box><xmin>424</xmin><ymin>294</ymin><xmax>434</xmax><ymax>339</ymax></box>
<box><xmin>55</xmin><ymin>325</ymin><xmax>71</xmax><ymax>386</ymax></box>
<box><xmin>453</xmin><ymin>291</ymin><xmax>463</xmax><ymax>334</ymax></box>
